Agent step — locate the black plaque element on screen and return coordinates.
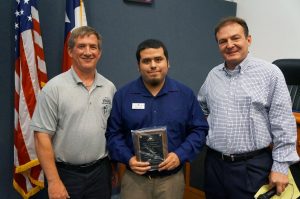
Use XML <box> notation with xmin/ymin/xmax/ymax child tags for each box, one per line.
<box><xmin>132</xmin><ymin>127</ymin><xmax>168</xmax><ymax>170</ymax></box>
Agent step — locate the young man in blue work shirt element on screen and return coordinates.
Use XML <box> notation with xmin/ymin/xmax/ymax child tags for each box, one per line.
<box><xmin>106</xmin><ymin>39</ymin><xmax>208</xmax><ymax>199</ymax></box>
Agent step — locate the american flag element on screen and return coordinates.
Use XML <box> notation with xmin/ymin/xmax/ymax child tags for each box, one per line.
<box><xmin>14</xmin><ymin>0</ymin><xmax>47</xmax><ymax>198</ymax></box>
<box><xmin>62</xmin><ymin>0</ymin><xmax>87</xmax><ymax>72</ymax></box>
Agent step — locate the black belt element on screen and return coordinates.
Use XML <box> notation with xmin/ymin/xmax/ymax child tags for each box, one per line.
<box><xmin>126</xmin><ymin>166</ymin><xmax>182</xmax><ymax>179</ymax></box>
<box><xmin>56</xmin><ymin>157</ymin><xmax>108</xmax><ymax>172</ymax></box>
<box><xmin>141</xmin><ymin>166</ymin><xmax>182</xmax><ymax>179</ymax></box>
<box><xmin>207</xmin><ymin>147</ymin><xmax>270</xmax><ymax>162</ymax></box>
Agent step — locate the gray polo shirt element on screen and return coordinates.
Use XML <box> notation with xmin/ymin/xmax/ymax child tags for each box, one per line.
<box><xmin>31</xmin><ymin>68</ymin><xmax>116</xmax><ymax>164</ymax></box>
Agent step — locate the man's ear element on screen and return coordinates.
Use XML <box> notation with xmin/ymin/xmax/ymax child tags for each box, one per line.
<box><xmin>67</xmin><ymin>48</ymin><xmax>72</xmax><ymax>57</ymax></box>
<box><xmin>137</xmin><ymin>61</ymin><xmax>141</xmax><ymax>72</ymax></box>
<box><xmin>98</xmin><ymin>50</ymin><xmax>102</xmax><ymax>59</ymax></box>
<box><xmin>247</xmin><ymin>35</ymin><xmax>252</xmax><ymax>46</ymax></box>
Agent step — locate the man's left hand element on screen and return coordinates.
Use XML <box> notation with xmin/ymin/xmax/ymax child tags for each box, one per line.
<box><xmin>158</xmin><ymin>152</ymin><xmax>180</xmax><ymax>171</ymax></box>
<box><xmin>269</xmin><ymin>171</ymin><xmax>289</xmax><ymax>195</ymax></box>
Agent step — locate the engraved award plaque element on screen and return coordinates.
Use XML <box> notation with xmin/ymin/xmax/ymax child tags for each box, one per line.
<box><xmin>132</xmin><ymin>126</ymin><xmax>168</xmax><ymax>170</ymax></box>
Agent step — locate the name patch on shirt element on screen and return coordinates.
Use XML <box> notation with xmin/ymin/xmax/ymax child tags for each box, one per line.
<box><xmin>132</xmin><ymin>103</ymin><xmax>145</xmax><ymax>110</ymax></box>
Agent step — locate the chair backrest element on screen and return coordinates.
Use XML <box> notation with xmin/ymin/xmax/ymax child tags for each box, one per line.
<box><xmin>273</xmin><ymin>59</ymin><xmax>300</xmax><ymax>112</ymax></box>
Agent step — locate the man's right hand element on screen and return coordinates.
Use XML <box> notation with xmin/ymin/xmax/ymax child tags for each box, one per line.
<box><xmin>129</xmin><ymin>156</ymin><xmax>151</xmax><ymax>175</ymax></box>
<box><xmin>48</xmin><ymin>179</ymin><xmax>70</xmax><ymax>199</ymax></box>
<box><xmin>269</xmin><ymin>171</ymin><xmax>289</xmax><ymax>195</ymax></box>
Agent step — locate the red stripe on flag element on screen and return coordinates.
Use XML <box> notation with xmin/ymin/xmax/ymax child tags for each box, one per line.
<box><xmin>33</xmin><ymin>41</ymin><xmax>47</xmax><ymax>88</ymax></box>
<box><xmin>32</xmin><ymin>19</ymin><xmax>41</xmax><ymax>35</ymax></box>
<box><xmin>31</xmin><ymin>165</ymin><xmax>42</xmax><ymax>181</ymax></box>
<box><xmin>19</xmin><ymin>36</ymin><xmax>37</xmax><ymax>117</ymax></box>
<box><xmin>14</xmin><ymin>172</ymin><xmax>28</xmax><ymax>194</ymax></box>
<box><xmin>34</xmin><ymin>43</ymin><xmax>45</xmax><ymax>61</ymax></box>
<box><xmin>38</xmin><ymin>70</ymin><xmax>47</xmax><ymax>86</ymax></box>
<box><xmin>14</xmin><ymin>121</ymin><xmax>31</xmax><ymax>166</ymax></box>
<box><xmin>15</xmin><ymin>58</ymin><xmax>21</xmax><ymax>79</ymax></box>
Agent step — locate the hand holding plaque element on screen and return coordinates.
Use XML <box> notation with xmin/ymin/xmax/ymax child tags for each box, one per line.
<box><xmin>132</xmin><ymin>126</ymin><xmax>168</xmax><ymax>170</ymax></box>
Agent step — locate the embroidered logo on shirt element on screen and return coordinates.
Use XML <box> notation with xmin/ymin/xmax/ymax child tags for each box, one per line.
<box><xmin>102</xmin><ymin>97</ymin><xmax>112</xmax><ymax>117</ymax></box>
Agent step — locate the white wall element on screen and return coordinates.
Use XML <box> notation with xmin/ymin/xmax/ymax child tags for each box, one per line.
<box><xmin>233</xmin><ymin>0</ymin><xmax>300</xmax><ymax>62</ymax></box>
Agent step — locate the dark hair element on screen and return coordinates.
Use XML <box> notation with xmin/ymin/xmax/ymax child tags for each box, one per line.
<box><xmin>214</xmin><ymin>16</ymin><xmax>249</xmax><ymax>41</ymax></box>
<box><xmin>68</xmin><ymin>26</ymin><xmax>102</xmax><ymax>50</ymax></box>
<box><xmin>136</xmin><ymin>39</ymin><xmax>169</xmax><ymax>62</ymax></box>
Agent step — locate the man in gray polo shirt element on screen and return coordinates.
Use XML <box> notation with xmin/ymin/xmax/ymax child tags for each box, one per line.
<box><xmin>31</xmin><ymin>26</ymin><xmax>116</xmax><ymax>199</ymax></box>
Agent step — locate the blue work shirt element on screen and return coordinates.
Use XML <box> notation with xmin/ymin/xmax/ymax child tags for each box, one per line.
<box><xmin>106</xmin><ymin>76</ymin><xmax>208</xmax><ymax>170</ymax></box>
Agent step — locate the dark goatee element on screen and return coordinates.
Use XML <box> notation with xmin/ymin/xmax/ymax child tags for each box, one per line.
<box><xmin>148</xmin><ymin>79</ymin><xmax>161</xmax><ymax>86</ymax></box>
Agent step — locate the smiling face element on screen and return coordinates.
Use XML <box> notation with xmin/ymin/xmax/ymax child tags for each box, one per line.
<box><xmin>68</xmin><ymin>34</ymin><xmax>101</xmax><ymax>74</ymax></box>
<box><xmin>216</xmin><ymin>22</ymin><xmax>251</xmax><ymax>69</ymax></box>
<box><xmin>138</xmin><ymin>47</ymin><xmax>169</xmax><ymax>88</ymax></box>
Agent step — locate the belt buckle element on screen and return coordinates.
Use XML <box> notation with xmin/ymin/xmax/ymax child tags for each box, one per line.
<box><xmin>230</xmin><ymin>155</ymin><xmax>235</xmax><ymax>161</ymax></box>
<box><xmin>222</xmin><ymin>153</ymin><xmax>235</xmax><ymax>162</ymax></box>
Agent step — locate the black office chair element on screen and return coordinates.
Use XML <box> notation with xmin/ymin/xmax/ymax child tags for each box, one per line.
<box><xmin>273</xmin><ymin>59</ymin><xmax>300</xmax><ymax>154</ymax></box>
<box><xmin>273</xmin><ymin>59</ymin><xmax>300</xmax><ymax>112</ymax></box>
<box><xmin>273</xmin><ymin>59</ymin><xmax>300</xmax><ymax>191</ymax></box>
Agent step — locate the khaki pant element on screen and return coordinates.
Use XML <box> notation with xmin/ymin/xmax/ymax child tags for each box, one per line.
<box><xmin>121</xmin><ymin>169</ymin><xmax>185</xmax><ymax>199</ymax></box>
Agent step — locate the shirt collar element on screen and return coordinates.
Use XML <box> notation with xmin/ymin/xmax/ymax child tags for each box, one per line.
<box><xmin>159</xmin><ymin>76</ymin><xmax>179</xmax><ymax>95</ymax></box>
<box><xmin>238</xmin><ymin>53</ymin><xmax>252</xmax><ymax>73</ymax></box>
<box><xmin>70</xmin><ymin>67</ymin><xmax>82</xmax><ymax>84</ymax></box>
<box><xmin>70</xmin><ymin>67</ymin><xmax>103</xmax><ymax>87</ymax></box>
<box><xmin>219</xmin><ymin>53</ymin><xmax>252</xmax><ymax>74</ymax></box>
<box><xmin>129</xmin><ymin>76</ymin><xmax>179</xmax><ymax>96</ymax></box>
